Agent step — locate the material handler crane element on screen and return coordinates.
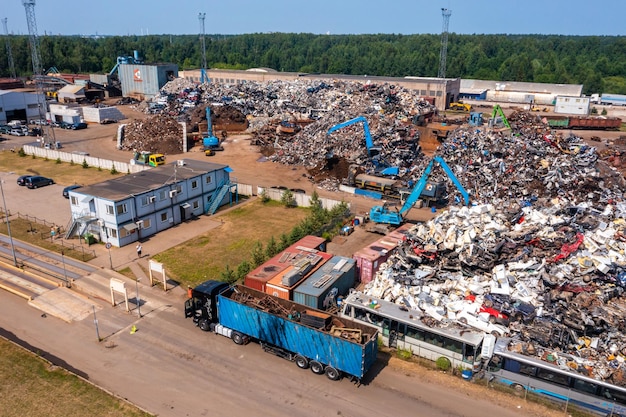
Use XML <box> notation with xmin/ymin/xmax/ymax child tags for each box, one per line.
<box><xmin>369</xmin><ymin>156</ymin><xmax>470</xmax><ymax>226</ymax></box>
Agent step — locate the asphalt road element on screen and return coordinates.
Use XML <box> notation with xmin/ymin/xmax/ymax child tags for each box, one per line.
<box><xmin>0</xmin><ymin>288</ymin><xmax>533</xmax><ymax>417</ymax></box>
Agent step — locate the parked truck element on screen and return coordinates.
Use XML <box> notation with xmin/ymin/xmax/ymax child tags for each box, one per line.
<box><xmin>184</xmin><ymin>281</ymin><xmax>379</xmax><ymax>382</ymax></box>
<box><xmin>130</xmin><ymin>151</ymin><xmax>165</xmax><ymax>167</ymax></box>
<box><xmin>591</xmin><ymin>93</ymin><xmax>626</xmax><ymax>106</ymax></box>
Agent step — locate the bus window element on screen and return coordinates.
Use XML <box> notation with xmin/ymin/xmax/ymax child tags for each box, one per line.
<box><xmin>572</xmin><ymin>378</ymin><xmax>598</xmax><ymax>396</ymax></box>
<box><xmin>463</xmin><ymin>343</ymin><xmax>476</xmax><ymax>363</ymax></box>
<box><xmin>406</xmin><ymin>325</ymin><xmax>425</xmax><ymax>341</ymax></box>
<box><xmin>519</xmin><ymin>363</ymin><xmax>537</xmax><ymax>377</ymax></box>
<box><xmin>503</xmin><ymin>358</ymin><xmax>522</xmax><ymax>373</ymax></box>
<box><xmin>602</xmin><ymin>387</ymin><xmax>626</xmax><ymax>406</ymax></box>
<box><xmin>487</xmin><ymin>355</ymin><xmax>503</xmax><ymax>372</ymax></box>
<box><xmin>537</xmin><ymin>368</ymin><xmax>569</xmax><ymax>387</ymax></box>
<box><xmin>443</xmin><ymin>337</ymin><xmax>462</xmax><ymax>354</ymax></box>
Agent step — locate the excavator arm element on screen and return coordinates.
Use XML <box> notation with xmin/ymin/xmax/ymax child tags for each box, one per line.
<box><xmin>490</xmin><ymin>105</ymin><xmax>511</xmax><ymax>130</ymax></box>
<box><xmin>327</xmin><ymin>116</ymin><xmax>379</xmax><ymax>156</ymax></box>
<box><xmin>369</xmin><ymin>156</ymin><xmax>470</xmax><ymax>226</ymax></box>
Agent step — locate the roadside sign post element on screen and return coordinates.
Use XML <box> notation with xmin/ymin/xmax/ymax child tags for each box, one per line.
<box><xmin>105</xmin><ymin>242</ymin><xmax>112</xmax><ymax>269</ymax></box>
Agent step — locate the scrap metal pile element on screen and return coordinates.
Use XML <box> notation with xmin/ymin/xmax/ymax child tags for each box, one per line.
<box><xmin>361</xmin><ymin>123</ymin><xmax>626</xmax><ymax>385</ymax></box>
<box><xmin>145</xmin><ymin>77</ymin><xmax>436</xmax><ymax>184</ymax></box>
<box><xmin>120</xmin><ymin>115</ymin><xmax>183</xmax><ymax>155</ymax></box>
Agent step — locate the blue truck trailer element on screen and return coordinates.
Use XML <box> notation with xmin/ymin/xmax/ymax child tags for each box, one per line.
<box><xmin>184</xmin><ymin>281</ymin><xmax>379</xmax><ymax>382</ymax></box>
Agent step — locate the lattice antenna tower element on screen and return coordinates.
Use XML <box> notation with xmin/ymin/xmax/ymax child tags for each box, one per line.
<box><xmin>2</xmin><ymin>18</ymin><xmax>17</xmax><ymax>79</ymax></box>
<box><xmin>199</xmin><ymin>12</ymin><xmax>207</xmax><ymax>83</ymax></box>
<box><xmin>437</xmin><ymin>8</ymin><xmax>452</xmax><ymax>79</ymax></box>
<box><xmin>22</xmin><ymin>0</ymin><xmax>55</xmax><ymax>145</ymax></box>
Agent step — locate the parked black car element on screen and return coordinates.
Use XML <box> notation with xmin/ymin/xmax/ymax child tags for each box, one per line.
<box><xmin>25</xmin><ymin>176</ymin><xmax>54</xmax><ymax>189</ymax></box>
<box><xmin>70</xmin><ymin>122</ymin><xmax>87</xmax><ymax>130</ymax></box>
<box><xmin>17</xmin><ymin>175</ymin><xmax>32</xmax><ymax>186</ymax></box>
<box><xmin>62</xmin><ymin>185</ymin><xmax>81</xmax><ymax>198</ymax></box>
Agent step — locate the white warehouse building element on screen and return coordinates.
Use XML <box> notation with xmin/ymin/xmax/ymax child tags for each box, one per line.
<box><xmin>0</xmin><ymin>90</ymin><xmax>45</xmax><ymax>124</ymax></box>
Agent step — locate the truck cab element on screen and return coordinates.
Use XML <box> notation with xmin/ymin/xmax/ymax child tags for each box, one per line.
<box><xmin>184</xmin><ymin>281</ymin><xmax>230</xmax><ymax>331</ymax></box>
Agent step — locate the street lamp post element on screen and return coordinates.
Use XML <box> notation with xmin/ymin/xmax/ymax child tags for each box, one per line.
<box><xmin>0</xmin><ymin>179</ymin><xmax>17</xmax><ymax>267</ymax></box>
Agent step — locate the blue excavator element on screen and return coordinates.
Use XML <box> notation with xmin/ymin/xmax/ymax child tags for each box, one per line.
<box><xmin>327</xmin><ymin>116</ymin><xmax>399</xmax><ymax>176</ymax></box>
<box><xmin>369</xmin><ymin>156</ymin><xmax>470</xmax><ymax>226</ymax></box>
<box><xmin>202</xmin><ymin>106</ymin><xmax>224</xmax><ymax>155</ymax></box>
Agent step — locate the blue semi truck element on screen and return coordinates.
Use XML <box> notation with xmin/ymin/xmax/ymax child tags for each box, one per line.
<box><xmin>184</xmin><ymin>281</ymin><xmax>379</xmax><ymax>382</ymax></box>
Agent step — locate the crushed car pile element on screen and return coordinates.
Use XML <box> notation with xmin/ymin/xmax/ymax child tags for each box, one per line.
<box><xmin>360</xmin><ymin>119</ymin><xmax>626</xmax><ymax>386</ymax></box>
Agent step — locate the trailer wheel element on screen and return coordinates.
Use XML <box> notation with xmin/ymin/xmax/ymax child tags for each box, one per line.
<box><xmin>295</xmin><ymin>355</ymin><xmax>309</xmax><ymax>369</ymax></box>
<box><xmin>198</xmin><ymin>319</ymin><xmax>210</xmax><ymax>332</ymax></box>
<box><xmin>310</xmin><ymin>360</ymin><xmax>324</xmax><ymax>375</ymax></box>
<box><xmin>231</xmin><ymin>331</ymin><xmax>245</xmax><ymax>345</ymax></box>
<box><xmin>324</xmin><ymin>366</ymin><xmax>341</xmax><ymax>381</ymax></box>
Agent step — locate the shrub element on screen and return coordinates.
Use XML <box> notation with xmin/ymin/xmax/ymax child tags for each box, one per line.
<box><xmin>110</xmin><ymin>166</ymin><xmax>118</xmax><ymax>175</ymax></box>
<box><xmin>17</xmin><ymin>148</ymin><xmax>26</xmax><ymax>157</ymax></box>
<box><xmin>396</xmin><ymin>348</ymin><xmax>412</xmax><ymax>361</ymax></box>
<box><xmin>260</xmin><ymin>188</ymin><xmax>271</xmax><ymax>203</ymax></box>
<box><xmin>436</xmin><ymin>356</ymin><xmax>452</xmax><ymax>371</ymax></box>
<box><xmin>602</xmin><ymin>108</ymin><xmax>608</xmax><ymax>116</ymax></box>
<box><xmin>82</xmin><ymin>160</ymin><xmax>89</xmax><ymax>169</ymax></box>
<box><xmin>55</xmin><ymin>158</ymin><xmax>61</xmax><ymax>164</ymax></box>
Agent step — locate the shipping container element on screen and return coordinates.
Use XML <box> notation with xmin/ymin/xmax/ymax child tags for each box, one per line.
<box><xmin>245</xmin><ymin>235</ymin><xmax>328</xmax><ymax>292</ymax></box>
<box><xmin>353</xmin><ymin>247</ymin><xmax>386</xmax><ymax>284</ymax></box>
<box><xmin>217</xmin><ymin>285</ymin><xmax>378</xmax><ymax>380</ymax></box>
<box><xmin>293</xmin><ymin>256</ymin><xmax>356</xmax><ymax>310</ymax></box>
<box><xmin>265</xmin><ymin>252</ymin><xmax>333</xmax><ymax>300</ymax></box>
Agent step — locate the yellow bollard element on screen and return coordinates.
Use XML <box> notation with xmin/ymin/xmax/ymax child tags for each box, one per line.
<box><xmin>130</xmin><ymin>325</ymin><xmax>137</xmax><ymax>334</ymax></box>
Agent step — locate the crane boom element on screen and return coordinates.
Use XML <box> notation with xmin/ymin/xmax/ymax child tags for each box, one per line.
<box><xmin>369</xmin><ymin>156</ymin><xmax>470</xmax><ymax>226</ymax></box>
<box><xmin>327</xmin><ymin>116</ymin><xmax>379</xmax><ymax>156</ymax></box>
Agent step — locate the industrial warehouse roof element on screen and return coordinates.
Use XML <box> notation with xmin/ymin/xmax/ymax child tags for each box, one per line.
<box><xmin>74</xmin><ymin>159</ymin><xmax>229</xmax><ymax>201</ymax></box>
<box><xmin>461</xmin><ymin>79</ymin><xmax>583</xmax><ymax>96</ymax></box>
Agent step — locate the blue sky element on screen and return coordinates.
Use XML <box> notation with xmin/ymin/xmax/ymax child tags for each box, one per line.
<box><xmin>3</xmin><ymin>0</ymin><xmax>625</xmax><ymax>37</ymax></box>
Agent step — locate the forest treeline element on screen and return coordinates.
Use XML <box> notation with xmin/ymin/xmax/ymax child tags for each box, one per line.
<box><xmin>1</xmin><ymin>33</ymin><xmax>625</xmax><ymax>94</ymax></box>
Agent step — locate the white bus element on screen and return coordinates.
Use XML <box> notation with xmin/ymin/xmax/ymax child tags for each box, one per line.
<box><xmin>486</xmin><ymin>337</ymin><xmax>626</xmax><ymax>416</ymax></box>
<box><xmin>340</xmin><ymin>291</ymin><xmax>487</xmax><ymax>371</ymax></box>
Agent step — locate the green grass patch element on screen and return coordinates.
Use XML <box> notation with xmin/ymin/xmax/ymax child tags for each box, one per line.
<box><xmin>0</xmin><ymin>338</ymin><xmax>152</xmax><ymax>417</ymax></box>
<box><xmin>153</xmin><ymin>199</ymin><xmax>309</xmax><ymax>288</ymax></box>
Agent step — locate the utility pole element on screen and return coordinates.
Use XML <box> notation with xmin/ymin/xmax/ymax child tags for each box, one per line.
<box><xmin>198</xmin><ymin>12</ymin><xmax>208</xmax><ymax>83</ymax></box>
<box><xmin>438</xmin><ymin>8</ymin><xmax>452</xmax><ymax>79</ymax></box>
<box><xmin>2</xmin><ymin>18</ymin><xmax>17</xmax><ymax>79</ymax></box>
<box><xmin>22</xmin><ymin>0</ymin><xmax>55</xmax><ymax>147</ymax></box>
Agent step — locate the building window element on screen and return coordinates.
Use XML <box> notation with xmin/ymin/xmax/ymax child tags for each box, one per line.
<box><xmin>70</xmin><ymin>196</ymin><xmax>79</xmax><ymax>205</ymax></box>
<box><xmin>205</xmin><ymin>176</ymin><xmax>212</xmax><ymax>184</ymax></box>
<box><xmin>191</xmin><ymin>180</ymin><xmax>198</xmax><ymax>189</ymax></box>
<box><xmin>116</xmin><ymin>203</ymin><xmax>128</xmax><ymax>215</ymax></box>
<box><xmin>109</xmin><ymin>228</ymin><xmax>117</xmax><ymax>238</ymax></box>
<box><xmin>192</xmin><ymin>200</ymin><xmax>200</xmax><ymax>209</ymax></box>
<box><xmin>120</xmin><ymin>228</ymin><xmax>131</xmax><ymax>238</ymax></box>
<box><xmin>141</xmin><ymin>196</ymin><xmax>149</xmax><ymax>206</ymax></box>
<box><xmin>106</xmin><ymin>204</ymin><xmax>114</xmax><ymax>215</ymax></box>
<box><xmin>175</xmin><ymin>185</ymin><xmax>182</xmax><ymax>193</ymax></box>
<box><xmin>142</xmin><ymin>219</ymin><xmax>151</xmax><ymax>229</ymax></box>
<box><xmin>159</xmin><ymin>190</ymin><xmax>167</xmax><ymax>200</ymax></box>
<box><xmin>160</xmin><ymin>212</ymin><xmax>168</xmax><ymax>222</ymax></box>
<box><xmin>421</xmin><ymin>90</ymin><xmax>427</xmax><ymax>95</ymax></box>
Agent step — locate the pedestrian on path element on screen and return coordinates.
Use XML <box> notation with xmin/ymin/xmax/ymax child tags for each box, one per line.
<box><xmin>136</xmin><ymin>243</ymin><xmax>142</xmax><ymax>258</ymax></box>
